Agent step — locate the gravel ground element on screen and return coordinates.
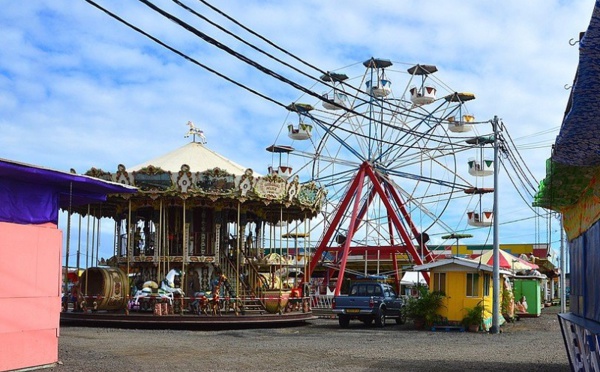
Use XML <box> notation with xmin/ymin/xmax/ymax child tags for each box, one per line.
<box><xmin>50</xmin><ymin>306</ymin><xmax>569</xmax><ymax>372</ymax></box>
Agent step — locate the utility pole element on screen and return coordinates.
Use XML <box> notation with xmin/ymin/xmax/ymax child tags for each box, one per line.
<box><xmin>490</xmin><ymin>116</ymin><xmax>501</xmax><ymax>334</ymax></box>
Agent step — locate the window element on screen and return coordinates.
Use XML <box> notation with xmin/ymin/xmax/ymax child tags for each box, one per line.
<box><xmin>388</xmin><ymin>287</ymin><xmax>396</xmax><ymax>297</ymax></box>
<box><xmin>466</xmin><ymin>273</ymin><xmax>480</xmax><ymax>297</ymax></box>
<box><xmin>357</xmin><ymin>285</ymin><xmax>366</xmax><ymax>296</ymax></box>
<box><xmin>433</xmin><ymin>272</ymin><xmax>446</xmax><ymax>293</ymax></box>
<box><xmin>483</xmin><ymin>274</ymin><xmax>491</xmax><ymax>296</ymax></box>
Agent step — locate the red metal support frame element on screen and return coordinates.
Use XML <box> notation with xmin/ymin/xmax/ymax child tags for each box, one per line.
<box><xmin>363</xmin><ymin>165</ymin><xmax>430</xmax><ymax>283</ymax></box>
<box><xmin>307</xmin><ymin>161</ymin><xmax>431</xmax><ymax>289</ymax></box>
<box><xmin>383</xmin><ymin>176</ymin><xmax>433</xmax><ymax>263</ymax></box>
<box><xmin>307</xmin><ymin>166</ymin><xmax>364</xmax><ymax>278</ymax></box>
<box><xmin>334</xmin><ymin>165</ymin><xmax>366</xmax><ymax>295</ymax></box>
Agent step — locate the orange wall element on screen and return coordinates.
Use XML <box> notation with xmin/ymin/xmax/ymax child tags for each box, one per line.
<box><xmin>0</xmin><ymin>222</ymin><xmax>62</xmax><ymax>371</ymax></box>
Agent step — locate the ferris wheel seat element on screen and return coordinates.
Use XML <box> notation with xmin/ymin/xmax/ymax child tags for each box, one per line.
<box><xmin>268</xmin><ymin>165</ymin><xmax>293</xmax><ymax>179</ymax></box>
<box><xmin>322</xmin><ymin>91</ymin><xmax>348</xmax><ymax>110</ymax></box>
<box><xmin>467</xmin><ymin>159</ymin><xmax>494</xmax><ymax>177</ymax></box>
<box><xmin>462</xmin><ymin>115</ymin><xmax>475</xmax><ymax>123</ymax></box>
<box><xmin>467</xmin><ymin>210</ymin><xmax>493</xmax><ymax>227</ymax></box>
<box><xmin>366</xmin><ymin>79</ymin><xmax>392</xmax><ymax>97</ymax></box>
<box><xmin>448</xmin><ymin>123</ymin><xmax>473</xmax><ymax>133</ymax></box>
<box><xmin>287</xmin><ymin>123</ymin><xmax>312</xmax><ymax>140</ymax></box>
<box><xmin>448</xmin><ymin>117</ymin><xmax>473</xmax><ymax>133</ymax></box>
<box><xmin>410</xmin><ymin>85</ymin><xmax>437</xmax><ymax>105</ymax></box>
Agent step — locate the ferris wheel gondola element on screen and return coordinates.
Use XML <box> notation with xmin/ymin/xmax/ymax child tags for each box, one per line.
<box><xmin>445</xmin><ymin>92</ymin><xmax>476</xmax><ymax>133</ymax></box>
<box><xmin>320</xmin><ymin>72</ymin><xmax>349</xmax><ymax>110</ymax></box>
<box><xmin>464</xmin><ymin>187</ymin><xmax>494</xmax><ymax>227</ymax></box>
<box><xmin>466</xmin><ymin>135</ymin><xmax>495</xmax><ymax>177</ymax></box>
<box><xmin>408</xmin><ymin>64</ymin><xmax>438</xmax><ymax>106</ymax></box>
<box><xmin>266</xmin><ymin>144</ymin><xmax>294</xmax><ymax>179</ymax></box>
<box><xmin>287</xmin><ymin>103</ymin><xmax>314</xmax><ymax>140</ymax></box>
<box><xmin>363</xmin><ymin>58</ymin><xmax>393</xmax><ymax>97</ymax></box>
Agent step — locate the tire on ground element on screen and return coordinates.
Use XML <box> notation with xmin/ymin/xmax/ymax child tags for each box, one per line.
<box><xmin>339</xmin><ymin>314</ymin><xmax>350</xmax><ymax>328</ymax></box>
<box><xmin>375</xmin><ymin>308</ymin><xmax>386</xmax><ymax>327</ymax></box>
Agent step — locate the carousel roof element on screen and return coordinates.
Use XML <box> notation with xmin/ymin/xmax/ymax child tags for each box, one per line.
<box><xmin>129</xmin><ymin>141</ymin><xmax>250</xmax><ymax>175</ymax></box>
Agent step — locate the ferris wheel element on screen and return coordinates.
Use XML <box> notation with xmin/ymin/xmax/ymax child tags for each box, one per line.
<box><xmin>269</xmin><ymin>57</ymin><xmax>483</xmax><ymax>292</ymax></box>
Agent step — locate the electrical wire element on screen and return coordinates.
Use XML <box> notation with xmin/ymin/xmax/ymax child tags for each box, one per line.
<box><xmin>84</xmin><ymin>0</ymin><xmax>289</xmax><ymax>110</ymax></box>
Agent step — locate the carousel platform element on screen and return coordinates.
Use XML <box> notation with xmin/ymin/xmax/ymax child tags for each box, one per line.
<box><xmin>60</xmin><ymin>310</ymin><xmax>317</xmax><ymax>330</ymax></box>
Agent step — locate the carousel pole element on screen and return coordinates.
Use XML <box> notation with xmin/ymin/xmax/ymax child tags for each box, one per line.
<box><xmin>113</xmin><ymin>218</ymin><xmax>118</xmax><ymax>262</ymax></box>
<box><xmin>91</xmin><ymin>209</ymin><xmax>96</xmax><ymax>266</ymax></box>
<box><xmin>86</xmin><ymin>205</ymin><xmax>91</xmax><ymax>268</ymax></box>
<box><xmin>181</xmin><ymin>198</ymin><xmax>186</xmax><ymax>315</ymax></box>
<box><xmin>165</xmin><ymin>206</ymin><xmax>170</xmax><ymax>275</ymax></box>
<box><xmin>95</xmin><ymin>210</ymin><xmax>101</xmax><ymax>265</ymax></box>
<box><xmin>304</xmin><ymin>214</ymin><xmax>309</xmax><ymax>310</ymax></box>
<box><xmin>158</xmin><ymin>199</ymin><xmax>164</xmax><ymax>285</ymax></box>
<box><xmin>84</xmin><ymin>204</ymin><xmax>90</xmax><ymax>302</ymax></box>
<box><xmin>127</xmin><ymin>199</ymin><xmax>132</xmax><ymax>296</ymax></box>
<box><xmin>236</xmin><ymin>202</ymin><xmax>241</xmax><ymax>308</ymax></box>
<box><xmin>63</xmin><ymin>182</ymin><xmax>73</xmax><ymax>312</ymax></box>
<box><xmin>77</xmin><ymin>215</ymin><xmax>81</xmax><ymax>273</ymax></box>
<box><xmin>279</xmin><ymin>206</ymin><xmax>283</xmax><ymax>312</ymax></box>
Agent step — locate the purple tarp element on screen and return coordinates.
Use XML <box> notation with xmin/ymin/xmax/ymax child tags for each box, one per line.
<box><xmin>0</xmin><ymin>158</ymin><xmax>136</xmax><ymax>225</ymax></box>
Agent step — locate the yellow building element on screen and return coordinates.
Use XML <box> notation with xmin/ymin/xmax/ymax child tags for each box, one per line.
<box><xmin>414</xmin><ymin>257</ymin><xmax>511</xmax><ymax>330</ymax></box>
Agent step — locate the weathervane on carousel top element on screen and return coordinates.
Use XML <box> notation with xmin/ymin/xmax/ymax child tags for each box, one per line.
<box><xmin>185</xmin><ymin>121</ymin><xmax>207</xmax><ymax>144</ymax></box>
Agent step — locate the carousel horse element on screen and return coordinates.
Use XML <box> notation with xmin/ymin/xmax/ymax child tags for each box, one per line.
<box><xmin>190</xmin><ymin>291</ymin><xmax>210</xmax><ymax>315</ymax></box>
<box><xmin>131</xmin><ymin>280</ymin><xmax>175</xmax><ymax>308</ymax></box>
<box><xmin>209</xmin><ymin>275</ymin><xmax>226</xmax><ymax>316</ymax></box>
<box><xmin>184</xmin><ymin>121</ymin><xmax>206</xmax><ymax>143</ymax></box>
<box><xmin>131</xmin><ymin>269</ymin><xmax>183</xmax><ymax>310</ymax></box>
<box><xmin>161</xmin><ymin>268</ymin><xmax>185</xmax><ymax>296</ymax></box>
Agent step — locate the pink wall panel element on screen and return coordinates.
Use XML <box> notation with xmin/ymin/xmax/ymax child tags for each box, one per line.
<box><xmin>0</xmin><ymin>297</ymin><xmax>60</xmax><ymax>333</ymax></box>
<box><xmin>0</xmin><ymin>222</ymin><xmax>61</xmax><ymax>370</ymax></box>
<box><xmin>0</xmin><ymin>222</ymin><xmax>61</xmax><ymax>298</ymax></box>
<box><xmin>0</xmin><ymin>328</ymin><xmax>58</xmax><ymax>372</ymax></box>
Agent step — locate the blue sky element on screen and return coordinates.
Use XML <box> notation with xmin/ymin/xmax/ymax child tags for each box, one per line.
<box><xmin>0</xmin><ymin>1</ymin><xmax>594</xmax><ymax>265</ymax></box>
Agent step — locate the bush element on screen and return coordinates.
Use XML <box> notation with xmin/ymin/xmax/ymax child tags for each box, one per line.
<box><xmin>462</xmin><ymin>302</ymin><xmax>485</xmax><ymax>329</ymax></box>
<box><xmin>402</xmin><ymin>287</ymin><xmax>445</xmax><ymax>327</ymax></box>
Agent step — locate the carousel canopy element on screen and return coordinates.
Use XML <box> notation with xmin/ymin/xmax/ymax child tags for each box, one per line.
<box><xmin>129</xmin><ymin>142</ymin><xmax>250</xmax><ymax>176</ymax></box>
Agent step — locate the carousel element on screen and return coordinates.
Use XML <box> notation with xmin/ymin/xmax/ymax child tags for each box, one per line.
<box><xmin>61</xmin><ymin>122</ymin><xmax>325</xmax><ymax>328</ymax></box>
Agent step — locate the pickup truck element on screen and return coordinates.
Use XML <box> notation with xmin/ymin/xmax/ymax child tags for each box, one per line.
<box><xmin>331</xmin><ymin>282</ymin><xmax>405</xmax><ymax>327</ymax></box>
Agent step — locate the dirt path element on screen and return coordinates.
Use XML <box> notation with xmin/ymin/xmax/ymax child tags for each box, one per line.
<box><xmin>51</xmin><ymin>306</ymin><xmax>569</xmax><ymax>371</ymax></box>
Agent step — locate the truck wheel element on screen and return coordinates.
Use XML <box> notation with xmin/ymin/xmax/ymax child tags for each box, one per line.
<box><xmin>339</xmin><ymin>315</ymin><xmax>350</xmax><ymax>328</ymax></box>
<box><xmin>395</xmin><ymin>313</ymin><xmax>406</xmax><ymax>325</ymax></box>
<box><xmin>374</xmin><ymin>309</ymin><xmax>386</xmax><ymax>327</ymax></box>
